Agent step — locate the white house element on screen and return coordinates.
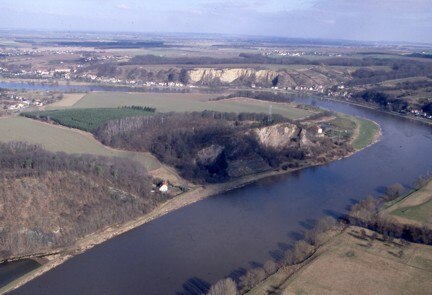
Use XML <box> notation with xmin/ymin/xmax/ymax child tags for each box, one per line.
<box><xmin>159</xmin><ymin>181</ymin><xmax>169</xmax><ymax>193</ymax></box>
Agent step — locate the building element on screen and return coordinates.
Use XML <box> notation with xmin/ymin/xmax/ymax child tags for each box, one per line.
<box><xmin>159</xmin><ymin>181</ymin><xmax>169</xmax><ymax>193</ymax></box>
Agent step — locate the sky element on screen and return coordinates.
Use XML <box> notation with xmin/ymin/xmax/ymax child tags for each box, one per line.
<box><xmin>0</xmin><ymin>0</ymin><xmax>431</xmax><ymax>43</ymax></box>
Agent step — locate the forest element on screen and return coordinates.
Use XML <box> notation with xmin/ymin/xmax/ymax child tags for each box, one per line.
<box><xmin>22</xmin><ymin>106</ymin><xmax>156</xmax><ymax>133</ymax></box>
<box><xmin>94</xmin><ymin>111</ymin><xmax>351</xmax><ymax>183</ymax></box>
<box><xmin>0</xmin><ymin>142</ymin><xmax>161</xmax><ymax>261</ymax></box>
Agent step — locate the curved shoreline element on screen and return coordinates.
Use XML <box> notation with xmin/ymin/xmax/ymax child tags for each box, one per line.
<box><xmin>0</xmin><ymin>147</ymin><xmax>380</xmax><ymax>294</ymax></box>
<box><xmin>0</xmin><ymin>115</ymin><xmax>381</xmax><ymax>295</ymax></box>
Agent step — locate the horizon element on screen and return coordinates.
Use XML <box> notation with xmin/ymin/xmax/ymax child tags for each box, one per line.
<box><xmin>1</xmin><ymin>28</ymin><xmax>431</xmax><ymax>47</ymax></box>
<box><xmin>1</xmin><ymin>0</ymin><xmax>431</xmax><ymax>44</ymax></box>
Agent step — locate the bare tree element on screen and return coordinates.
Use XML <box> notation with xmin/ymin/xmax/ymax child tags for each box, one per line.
<box><xmin>263</xmin><ymin>260</ymin><xmax>278</xmax><ymax>275</ymax></box>
<box><xmin>239</xmin><ymin>267</ymin><xmax>266</xmax><ymax>291</ymax></box>
<box><xmin>207</xmin><ymin>278</ymin><xmax>237</xmax><ymax>295</ymax></box>
<box><xmin>385</xmin><ymin>183</ymin><xmax>404</xmax><ymax>201</ymax></box>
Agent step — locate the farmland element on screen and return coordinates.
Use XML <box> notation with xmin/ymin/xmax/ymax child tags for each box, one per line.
<box><xmin>248</xmin><ymin>226</ymin><xmax>432</xmax><ymax>295</ymax></box>
<box><xmin>72</xmin><ymin>92</ymin><xmax>316</xmax><ymax>120</ymax></box>
<box><xmin>385</xmin><ymin>179</ymin><xmax>432</xmax><ymax>226</ymax></box>
<box><xmin>22</xmin><ymin>107</ymin><xmax>155</xmax><ymax>132</ymax></box>
<box><xmin>46</xmin><ymin>93</ymin><xmax>86</xmax><ymax>108</ymax></box>
<box><xmin>0</xmin><ymin>117</ymin><xmax>161</xmax><ymax>171</ymax></box>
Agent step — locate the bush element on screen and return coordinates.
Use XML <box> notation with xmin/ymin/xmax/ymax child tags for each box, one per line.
<box><xmin>385</xmin><ymin>183</ymin><xmax>404</xmax><ymax>201</ymax></box>
<box><xmin>239</xmin><ymin>267</ymin><xmax>266</xmax><ymax>291</ymax></box>
<box><xmin>207</xmin><ymin>278</ymin><xmax>237</xmax><ymax>295</ymax></box>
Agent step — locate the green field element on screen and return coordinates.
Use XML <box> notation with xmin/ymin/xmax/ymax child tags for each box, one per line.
<box><xmin>72</xmin><ymin>92</ymin><xmax>315</xmax><ymax>120</ymax></box>
<box><xmin>352</xmin><ymin>118</ymin><xmax>380</xmax><ymax>150</ymax></box>
<box><xmin>22</xmin><ymin>107</ymin><xmax>155</xmax><ymax>132</ymax></box>
<box><xmin>392</xmin><ymin>200</ymin><xmax>432</xmax><ymax>223</ymax></box>
<box><xmin>0</xmin><ymin>117</ymin><xmax>161</xmax><ymax>171</ymax></box>
<box><xmin>249</xmin><ymin>226</ymin><xmax>432</xmax><ymax>295</ymax></box>
<box><xmin>385</xmin><ymin>179</ymin><xmax>432</xmax><ymax>226</ymax></box>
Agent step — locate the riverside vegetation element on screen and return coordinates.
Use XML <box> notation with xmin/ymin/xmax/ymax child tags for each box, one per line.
<box><xmin>1</xmin><ymin>103</ymin><xmax>378</xmax><ymax>293</ymax></box>
<box><xmin>205</xmin><ymin>178</ymin><xmax>432</xmax><ymax>295</ymax></box>
<box><xmin>2</xmin><ymin>107</ymin><xmax>365</xmax><ymax>261</ymax></box>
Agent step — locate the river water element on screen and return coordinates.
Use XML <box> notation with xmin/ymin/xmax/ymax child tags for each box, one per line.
<box><xmin>0</xmin><ymin>260</ymin><xmax>40</xmax><ymax>289</ymax></box>
<box><xmin>10</xmin><ymin>97</ymin><xmax>432</xmax><ymax>295</ymax></box>
<box><xmin>0</xmin><ymin>81</ymin><xmax>214</xmax><ymax>94</ymax></box>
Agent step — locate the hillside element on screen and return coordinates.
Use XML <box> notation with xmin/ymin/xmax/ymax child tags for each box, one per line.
<box><xmin>0</xmin><ymin>142</ymin><xmax>159</xmax><ymax>261</ymax></box>
<box><xmin>94</xmin><ymin>111</ymin><xmax>355</xmax><ymax>183</ymax></box>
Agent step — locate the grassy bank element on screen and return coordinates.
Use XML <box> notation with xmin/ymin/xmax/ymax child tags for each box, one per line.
<box><xmin>384</xmin><ymin>178</ymin><xmax>432</xmax><ymax>226</ymax></box>
<box><xmin>248</xmin><ymin>226</ymin><xmax>432</xmax><ymax>295</ymax></box>
<box><xmin>352</xmin><ymin>117</ymin><xmax>381</xmax><ymax>150</ymax></box>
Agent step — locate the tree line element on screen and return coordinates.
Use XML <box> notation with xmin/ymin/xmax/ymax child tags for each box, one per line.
<box><xmin>205</xmin><ymin>216</ymin><xmax>340</xmax><ymax>295</ymax></box>
<box><xmin>206</xmin><ymin>179</ymin><xmax>432</xmax><ymax>294</ymax></box>
<box><xmin>214</xmin><ymin>90</ymin><xmax>297</xmax><ymax>103</ymax></box>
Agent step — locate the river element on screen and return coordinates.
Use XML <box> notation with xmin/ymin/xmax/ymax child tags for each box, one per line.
<box><xmin>0</xmin><ymin>260</ymin><xmax>40</xmax><ymax>290</ymax></box>
<box><xmin>0</xmin><ymin>81</ymin><xmax>216</xmax><ymax>94</ymax></box>
<box><xmin>10</xmin><ymin>97</ymin><xmax>432</xmax><ymax>295</ymax></box>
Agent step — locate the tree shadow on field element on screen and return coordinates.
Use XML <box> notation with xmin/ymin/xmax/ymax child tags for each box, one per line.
<box><xmin>176</xmin><ymin>277</ymin><xmax>211</xmax><ymax>295</ymax></box>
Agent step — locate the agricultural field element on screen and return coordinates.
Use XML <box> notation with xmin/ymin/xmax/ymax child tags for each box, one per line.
<box><xmin>385</xmin><ymin>179</ymin><xmax>432</xmax><ymax>226</ymax></box>
<box><xmin>23</xmin><ymin>107</ymin><xmax>155</xmax><ymax>132</ymax></box>
<box><xmin>72</xmin><ymin>92</ymin><xmax>316</xmax><ymax>120</ymax></box>
<box><xmin>47</xmin><ymin>93</ymin><xmax>86</xmax><ymax>108</ymax></box>
<box><xmin>249</xmin><ymin>226</ymin><xmax>432</xmax><ymax>295</ymax></box>
<box><xmin>0</xmin><ymin>117</ymin><xmax>161</xmax><ymax>171</ymax></box>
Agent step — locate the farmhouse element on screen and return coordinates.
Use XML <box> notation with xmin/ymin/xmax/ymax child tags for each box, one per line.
<box><xmin>159</xmin><ymin>181</ymin><xmax>169</xmax><ymax>193</ymax></box>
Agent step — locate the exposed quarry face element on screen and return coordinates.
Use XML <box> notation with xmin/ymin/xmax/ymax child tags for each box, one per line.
<box><xmin>254</xmin><ymin>123</ymin><xmax>300</xmax><ymax>150</ymax></box>
<box><xmin>188</xmin><ymin>68</ymin><xmax>279</xmax><ymax>85</ymax></box>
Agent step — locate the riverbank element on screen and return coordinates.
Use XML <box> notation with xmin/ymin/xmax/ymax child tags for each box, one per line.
<box><xmin>0</xmin><ymin>161</ymin><xmax>338</xmax><ymax>294</ymax></box>
<box><xmin>247</xmin><ymin>225</ymin><xmax>432</xmax><ymax>295</ymax></box>
<box><xmin>321</xmin><ymin>96</ymin><xmax>432</xmax><ymax>127</ymax></box>
<box><xmin>0</xmin><ymin>113</ymin><xmax>381</xmax><ymax>294</ymax></box>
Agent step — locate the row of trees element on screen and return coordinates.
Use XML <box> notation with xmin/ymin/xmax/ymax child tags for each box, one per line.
<box><xmin>214</xmin><ymin>90</ymin><xmax>298</xmax><ymax>103</ymax></box>
<box><xmin>207</xmin><ymin>180</ymin><xmax>431</xmax><ymax>294</ymax></box>
<box><xmin>346</xmin><ymin>180</ymin><xmax>432</xmax><ymax>244</ymax></box>
<box><xmin>206</xmin><ymin>216</ymin><xmax>339</xmax><ymax>295</ymax></box>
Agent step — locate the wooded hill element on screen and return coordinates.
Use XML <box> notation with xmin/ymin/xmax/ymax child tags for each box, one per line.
<box><xmin>94</xmin><ymin>111</ymin><xmax>352</xmax><ymax>183</ymax></box>
<box><xmin>0</xmin><ymin>142</ymin><xmax>158</xmax><ymax>261</ymax></box>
